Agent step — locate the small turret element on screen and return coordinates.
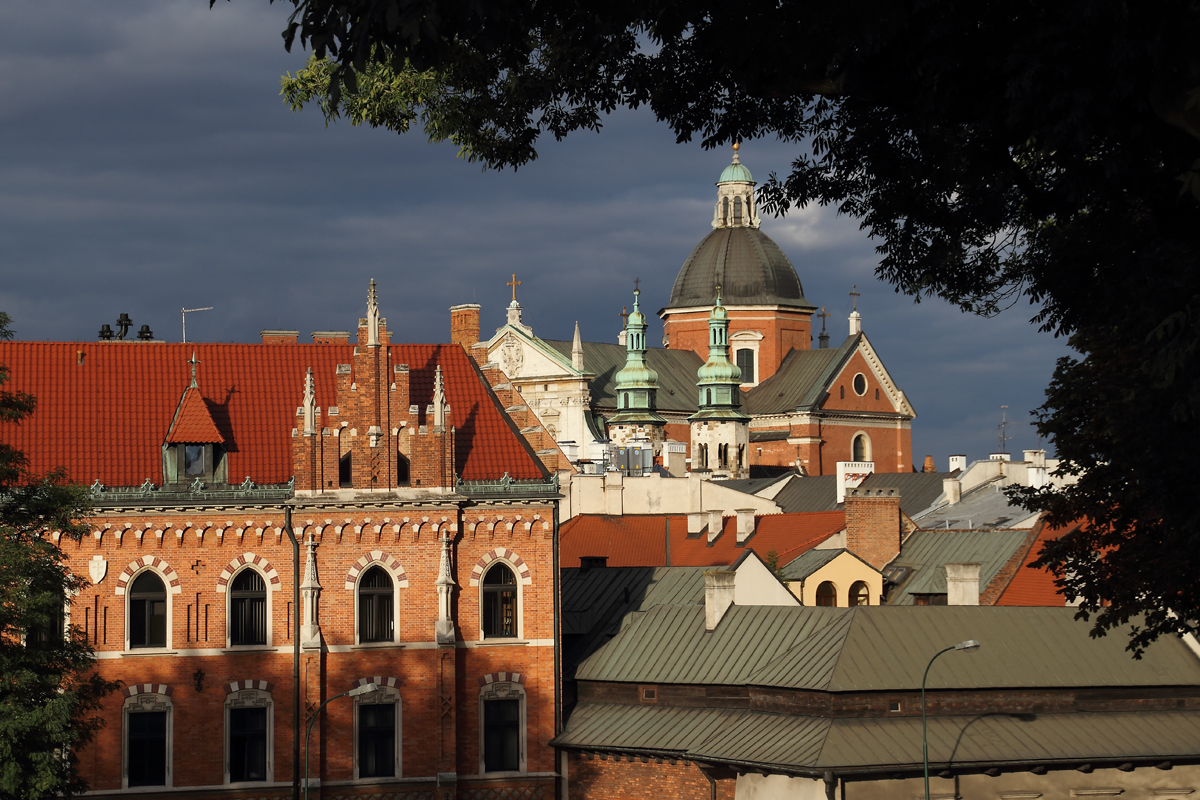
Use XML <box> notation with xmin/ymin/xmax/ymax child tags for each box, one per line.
<box><xmin>689</xmin><ymin>287</ymin><xmax>750</xmax><ymax>478</ymax></box>
<box><xmin>608</xmin><ymin>289</ymin><xmax>666</xmax><ymax>446</ymax></box>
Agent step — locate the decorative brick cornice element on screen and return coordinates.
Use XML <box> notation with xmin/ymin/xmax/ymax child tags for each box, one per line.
<box><xmin>215</xmin><ymin>552</ymin><xmax>281</xmax><ymax>593</ymax></box>
<box><xmin>344</xmin><ymin>550</ymin><xmax>409</xmax><ymax>591</ymax></box>
<box><xmin>355</xmin><ymin>676</ymin><xmax>401</xmax><ymax>690</ymax></box>
<box><xmin>124</xmin><ymin>683</ymin><xmax>173</xmax><ymax>698</ymax></box>
<box><xmin>477</xmin><ymin>672</ymin><xmax>526</xmax><ymax>687</ymax></box>
<box><xmin>468</xmin><ymin>548</ymin><xmax>532</xmax><ymax>586</ymax></box>
<box><xmin>225</xmin><ymin>679</ymin><xmax>274</xmax><ymax>694</ymax></box>
<box><xmin>115</xmin><ymin>557</ymin><xmax>182</xmax><ymax>596</ymax></box>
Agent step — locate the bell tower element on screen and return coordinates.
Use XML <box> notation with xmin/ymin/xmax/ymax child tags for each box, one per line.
<box><xmin>688</xmin><ymin>288</ymin><xmax>750</xmax><ymax>479</ymax></box>
<box><xmin>607</xmin><ymin>288</ymin><xmax>666</xmax><ymax>449</ymax></box>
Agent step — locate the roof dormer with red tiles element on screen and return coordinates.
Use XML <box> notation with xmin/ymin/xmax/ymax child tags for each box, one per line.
<box><xmin>162</xmin><ymin>352</ymin><xmax>227</xmax><ymax>487</ymax></box>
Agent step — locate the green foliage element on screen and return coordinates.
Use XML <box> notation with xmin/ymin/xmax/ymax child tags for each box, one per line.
<box><xmin>0</xmin><ymin>315</ymin><xmax>119</xmax><ymax>798</ymax></box>
<box><xmin>265</xmin><ymin>0</ymin><xmax>1200</xmax><ymax>647</ymax></box>
<box><xmin>763</xmin><ymin>549</ymin><xmax>784</xmax><ymax>582</ymax></box>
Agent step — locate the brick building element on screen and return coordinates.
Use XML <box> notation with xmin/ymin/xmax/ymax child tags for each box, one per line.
<box><xmin>0</xmin><ymin>284</ymin><xmax>562</xmax><ymax>800</ymax></box>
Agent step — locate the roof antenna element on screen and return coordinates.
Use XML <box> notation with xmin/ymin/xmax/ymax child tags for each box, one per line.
<box><xmin>182</xmin><ymin>307</ymin><xmax>213</xmax><ymax>344</ymax></box>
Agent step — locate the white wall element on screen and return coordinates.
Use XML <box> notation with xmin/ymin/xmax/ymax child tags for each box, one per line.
<box><xmin>560</xmin><ymin>470</ymin><xmax>780</xmax><ymax>520</ymax></box>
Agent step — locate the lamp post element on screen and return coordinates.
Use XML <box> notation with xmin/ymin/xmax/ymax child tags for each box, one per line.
<box><xmin>922</xmin><ymin>640</ymin><xmax>980</xmax><ymax>800</ymax></box>
<box><xmin>304</xmin><ymin>682</ymin><xmax>378</xmax><ymax>800</ymax></box>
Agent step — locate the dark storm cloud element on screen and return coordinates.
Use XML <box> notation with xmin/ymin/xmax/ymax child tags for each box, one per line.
<box><xmin>0</xmin><ymin>1</ymin><xmax>1068</xmax><ymax>467</ymax></box>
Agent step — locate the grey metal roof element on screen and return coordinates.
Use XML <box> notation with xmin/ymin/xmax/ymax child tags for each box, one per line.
<box><xmin>771</xmin><ymin>472</ymin><xmax>955</xmax><ymax>515</ymax></box>
<box><xmin>716</xmin><ymin>473</ymin><xmax>792</xmax><ymax>496</ymax></box>
<box><xmin>742</xmin><ymin>338</ymin><xmax>856</xmax><ymax>415</ymax></box>
<box><xmin>886</xmin><ymin>529</ymin><xmax>1031</xmax><ymax>604</ymax></box>
<box><xmin>554</xmin><ymin>704</ymin><xmax>1200</xmax><ymax>773</ymax></box>
<box><xmin>913</xmin><ymin>478</ymin><xmax>1041</xmax><ymax>529</ymax></box>
<box><xmin>542</xmin><ymin>339</ymin><xmax>702</xmax><ymax>414</ymax></box>
<box><xmin>780</xmin><ymin>547</ymin><xmax>843</xmax><ymax>581</ymax></box>
<box><xmin>666</xmin><ymin>226</ymin><xmax>815</xmax><ymax>310</ymax></box>
<box><xmin>576</xmin><ymin>605</ymin><xmax>1200</xmax><ymax>691</ymax></box>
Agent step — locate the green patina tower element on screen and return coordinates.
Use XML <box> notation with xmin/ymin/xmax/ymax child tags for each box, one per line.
<box><xmin>689</xmin><ymin>288</ymin><xmax>750</xmax><ymax>477</ymax></box>
<box><xmin>608</xmin><ymin>288</ymin><xmax>667</xmax><ymax>445</ymax></box>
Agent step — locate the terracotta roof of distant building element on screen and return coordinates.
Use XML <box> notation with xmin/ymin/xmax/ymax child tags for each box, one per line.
<box><xmin>560</xmin><ymin>511</ymin><xmax>845</xmax><ymax>568</ymax></box>
<box><xmin>0</xmin><ymin>341</ymin><xmax>543</xmax><ymax>487</ymax></box>
<box><xmin>995</xmin><ymin>519</ymin><xmax>1081</xmax><ymax>606</ymax></box>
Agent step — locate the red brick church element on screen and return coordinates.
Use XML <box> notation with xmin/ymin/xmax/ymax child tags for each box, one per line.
<box><xmin>0</xmin><ymin>284</ymin><xmax>562</xmax><ymax>800</ymax></box>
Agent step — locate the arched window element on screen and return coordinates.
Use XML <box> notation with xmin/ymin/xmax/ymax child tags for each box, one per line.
<box><xmin>358</xmin><ymin>566</ymin><xmax>394</xmax><ymax>643</ymax></box>
<box><xmin>735</xmin><ymin>349</ymin><xmax>755</xmax><ymax>383</ymax></box>
<box><xmin>396</xmin><ymin>453</ymin><xmax>410</xmax><ymax>486</ymax></box>
<box><xmin>225</xmin><ymin>688</ymin><xmax>272</xmax><ymax>784</ymax></box>
<box><xmin>816</xmin><ymin>581</ymin><xmax>837</xmax><ymax>607</ymax></box>
<box><xmin>124</xmin><ymin>690</ymin><xmax>172</xmax><ymax>788</ymax></box>
<box><xmin>129</xmin><ymin>572</ymin><xmax>167</xmax><ymax>648</ymax></box>
<box><xmin>355</xmin><ymin>684</ymin><xmax>402</xmax><ymax>779</ymax></box>
<box><xmin>230</xmin><ymin>570</ymin><xmax>267</xmax><ymax>647</ymax></box>
<box><xmin>733</xmin><ymin>196</ymin><xmax>743</xmax><ymax>224</ymax></box>
<box><xmin>840</xmin><ymin>385</ymin><xmax>845</xmax><ymax>399</ymax></box>
<box><xmin>339</xmin><ymin>452</ymin><xmax>352</xmax><ymax>488</ymax></box>
<box><xmin>722</xmin><ymin>197</ymin><xmax>730</xmax><ymax>225</ymax></box>
<box><xmin>706</xmin><ymin>388</ymin><xmax>712</xmax><ymax>406</ymax></box>
<box><xmin>479</xmin><ymin>680</ymin><xmax>526</xmax><ymax>774</ymax></box>
<box><xmin>853</xmin><ymin>433</ymin><xmax>870</xmax><ymax>462</ymax></box>
<box><xmin>849</xmin><ymin>581</ymin><xmax>871</xmax><ymax>607</ymax></box>
<box><xmin>482</xmin><ymin>564</ymin><xmax>518</xmax><ymax>638</ymax></box>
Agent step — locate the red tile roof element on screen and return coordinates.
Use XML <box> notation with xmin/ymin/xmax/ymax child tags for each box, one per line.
<box><xmin>165</xmin><ymin>387</ymin><xmax>224</xmax><ymax>443</ymax></box>
<box><xmin>560</xmin><ymin>511</ymin><xmax>846</xmax><ymax>568</ymax></box>
<box><xmin>995</xmin><ymin>519</ymin><xmax>1082</xmax><ymax>606</ymax></box>
<box><xmin>0</xmin><ymin>341</ymin><xmax>544</xmax><ymax>487</ymax></box>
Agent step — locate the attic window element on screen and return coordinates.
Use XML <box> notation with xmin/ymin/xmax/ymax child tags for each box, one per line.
<box><xmin>639</xmin><ymin>685</ymin><xmax>658</xmax><ymax>704</ymax></box>
<box><xmin>184</xmin><ymin>445</ymin><xmax>205</xmax><ymax>476</ymax></box>
<box><xmin>579</xmin><ymin>557</ymin><xmax>608</xmax><ymax>571</ymax></box>
<box><xmin>888</xmin><ymin>700</ymin><xmax>903</xmax><ymax>713</ymax></box>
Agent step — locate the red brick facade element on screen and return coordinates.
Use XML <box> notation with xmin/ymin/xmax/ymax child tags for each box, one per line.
<box><xmin>844</xmin><ymin>487</ymin><xmax>903</xmax><ymax>570</ymax></box>
<box><xmin>662</xmin><ymin>306</ymin><xmax>812</xmax><ymax>386</ymax></box>
<box><xmin>565</xmin><ymin>753</ymin><xmax>735</xmax><ymax>800</ymax></box>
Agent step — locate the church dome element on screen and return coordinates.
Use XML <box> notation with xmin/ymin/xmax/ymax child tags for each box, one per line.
<box><xmin>667</xmin><ymin>226</ymin><xmax>815</xmax><ymax>309</ymax></box>
<box><xmin>718</xmin><ymin>162</ymin><xmax>754</xmax><ymax>184</ymax></box>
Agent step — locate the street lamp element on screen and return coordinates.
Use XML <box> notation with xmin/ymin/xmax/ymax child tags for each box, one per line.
<box><xmin>304</xmin><ymin>682</ymin><xmax>378</xmax><ymax>800</ymax></box>
<box><xmin>922</xmin><ymin>640</ymin><xmax>980</xmax><ymax>800</ymax></box>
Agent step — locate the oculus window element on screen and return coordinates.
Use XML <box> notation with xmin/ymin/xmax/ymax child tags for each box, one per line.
<box><xmin>482</xmin><ymin>565</ymin><xmax>518</xmax><ymax>638</ymax></box>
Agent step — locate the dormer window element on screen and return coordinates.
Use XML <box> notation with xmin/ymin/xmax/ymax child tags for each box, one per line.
<box><xmin>184</xmin><ymin>445</ymin><xmax>205</xmax><ymax>476</ymax></box>
<box><xmin>163</xmin><ymin>362</ymin><xmax>227</xmax><ymax>486</ymax></box>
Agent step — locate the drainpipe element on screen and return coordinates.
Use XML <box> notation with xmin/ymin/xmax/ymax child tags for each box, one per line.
<box><xmin>824</xmin><ymin>771</ymin><xmax>837</xmax><ymax>800</ymax></box>
<box><xmin>553</xmin><ymin>498</ymin><xmax>563</xmax><ymax>795</ymax></box>
<box><xmin>284</xmin><ymin>505</ymin><xmax>301</xmax><ymax>800</ymax></box>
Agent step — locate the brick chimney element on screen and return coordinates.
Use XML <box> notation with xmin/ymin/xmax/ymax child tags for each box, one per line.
<box><xmin>261</xmin><ymin>330</ymin><xmax>299</xmax><ymax>345</ymax></box>
<box><xmin>450</xmin><ymin>304</ymin><xmax>481</xmax><ymax>351</ymax></box>
<box><xmin>922</xmin><ymin>455</ymin><xmax>936</xmax><ymax>473</ymax></box>
<box><xmin>844</xmin><ymin>487</ymin><xmax>902</xmax><ymax>570</ymax></box>
<box><xmin>312</xmin><ymin>331</ymin><xmax>351</xmax><ymax>345</ymax></box>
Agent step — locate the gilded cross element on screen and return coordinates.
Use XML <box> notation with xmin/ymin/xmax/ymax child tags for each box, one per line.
<box><xmin>849</xmin><ymin>285</ymin><xmax>861</xmax><ymax>312</ymax></box>
<box><xmin>619</xmin><ymin>306</ymin><xmax>629</xmax><ymax>329</ymax></box>
<box><xmin>507</xmin><ymin>273</ymin><xmax>522</xmax><ymax>302</ymax></box>
<box><xmin>817</xmin><ymin>306</ymin><xmax>830</xmax><ymax>333</ymax></box>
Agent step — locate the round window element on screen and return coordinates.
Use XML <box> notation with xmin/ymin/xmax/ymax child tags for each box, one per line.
<box><xmin>853</xmin><ymin>373</ymin><xmax>867</xmax><ymax>396</ymax></box>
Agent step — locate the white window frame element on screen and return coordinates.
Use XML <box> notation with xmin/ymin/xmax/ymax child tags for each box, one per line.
<box><xmin>226</xmin><ymin>566</ymin><xmax>273</xmax><ymax>649</ymax></box>
<box><xmin>354</xmin><ymin>563</ymin><xmax>399</xmax><ymax>646</ymax></box>
<box><xmin>852</xmin><ymin>371</ymin><xmax>868</xmax><ymax>396</ymax></box>
<box><xmin>353</xmin><ymin>685</ymin><xmax>403</xmax><ymax>781</ymax></box>
<box><xmin>224</xmin><ymin>689</ymin><xmax>273</xmax><ymax>785</ymax></box>
<box><xmin>479</xmin><ymin>561</ymin><xmax>524</xmax><ymax>642</ymax></box>
<box><xmin>852</xmin><ymin>431</ymin><xmax>872</xmax><ymax>462</ymax></box>
<box><xmin>125</xmin><ymin>567</ymin><xmax>173</xmax><ymax>652</ymax></box>
<box><xmin>730</xmin><ymin>330</ymin><xmax>763</xmax><ymax>388</ymax></box>
<box><xmin>122</xmin><ymin>692</ymin><xmax>173</xmax><ymax>791</ymax></box>
<box><xmin>477</xmin><ymin>681</ymin><xmax>527</xmax><ymax>776</ymax></box>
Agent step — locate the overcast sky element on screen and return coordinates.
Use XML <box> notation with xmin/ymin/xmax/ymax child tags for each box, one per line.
<box><xmin>0</xmin><ymin>1</ymin><xmax>1070</xmax><ymax>468</ymax></box>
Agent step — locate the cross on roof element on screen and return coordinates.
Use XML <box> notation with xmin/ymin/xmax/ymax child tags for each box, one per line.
<box><xmin>849</xmin><ymin>285</ymin><xmax>861</xmax><ymax>312</ymax></box>
<box><xmin>633</xmin><ymin>277</ymin><xmax>641</xmax><ymax>292</ymax></box>
<box><xmin>619</xmin><ymin>306</ymin><xmax>629</xmax><ymax>329</ymax></box>
<box><xmin>817</xmin><ymin>306</ymin><xmax>830</xmax><ymax>333</ymax></box>
<box><xmin>507</xmin><ymin>273</ymin><xmax>522</xmax><ymax>302</ymax></box>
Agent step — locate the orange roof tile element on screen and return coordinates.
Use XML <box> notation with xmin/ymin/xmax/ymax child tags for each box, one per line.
<box><xmin>560</xmin><ymin>511</ymin><xmax>846</xmax><ymax>568</ymax></box>
<box><xmin>995</xmin><ymin>519</ymin><xmax>1083</xmax><ymax>606</ymax></box>
<box><xmin>165</xmin><ymin>387</ymin><xmax>224</xmax><ymax>444</ymax></box>
<box><xmin>0</xmin><ymin>341</ymin><xmax>544</xmax><ymax>487</ymax></box>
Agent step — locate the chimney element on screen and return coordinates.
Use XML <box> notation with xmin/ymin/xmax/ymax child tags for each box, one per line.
<box><xmin>707</xmin><ymin>510</ymin><xmax>724</xmax><ymax>543</ymax></box>
<box><xmin>312</xmin><ymin>331</ymin><xmax>351</xmax><ymax>345</ymax></box>
<box><xmin>704</xmin><ymin>570</ymin><xmax>736</xmax><ymax>630</ymax></box>
<box><xmin>1023</xmin><ymin>449</ymin><xmax>1048</xmax><ymax>489</ymax></box>
<box><xmin>261</xmin><ymin>330</ymin><xmax>299</xmax><ymax>345</ymax></box>
<box><xmin>943</xmin><ymin>476</ymin><xmax>962</xmax><ymax>505</ymax></box>
<box><xmin>922</xmin><ymin>455</ymin><xmax>936</xmax><ymax>473</ymax></box>
<box><xmin>688</xmin><ymin>513</ymin><xmax>705</xmax><ymax>535</ymax></box>
<box><xmin>844</xmin><ymin>487</ymin><xmax>902</xmax><ymax>571</ymax></box>
<box><xmin>989</xmin><ymin>452</ymin><xmax>1012</xmax><ymax>462</ymax></box>
<box><xmin>1023</xmin><ymin>449</ymin><xmax>1046</xmax><ymax>468</ymax></box>
<box><xmin>849</xmin><ymin>310</ymin><xmax>862</xmax><ymax>335</ymax></box>
<box><xmin>450</xmin><ymin>304</ymin><xmax>481</xmax><ymax>351</ymax></box>
<box><xmin>735</xmin><ymin>509</ymin><xmax>756</xmax><ymax>543</ymax></box>
<box><xmin>948</xmin><ymin>454</ymin><xmax>967</xmax><ymax>472</ymax></box>
<box><xmin>946</xmin><ymin>563</ymin><xmax>981</xmax><ymax>605</ymax></box>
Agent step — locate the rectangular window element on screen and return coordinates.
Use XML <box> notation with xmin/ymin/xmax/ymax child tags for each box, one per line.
<box><xmin>483</xmin><ymin>699</ymin><xmax>520</xmax><ymax>772</ymax></box>
<box><xmin>230</xmin><ymin>594</ymin><xmax>267</xmax><ymax>646</ymax></box>
<box><xmin>483</xmin><ymin>587</ymin><xmax>517</xmax><ymax>638</ymax></box>
<box><xmin>229</xmin><ymin>707</ymin><xmax>268</xmax><ymax>782</ymax></box>
<box><xmin>184</xmin><ymin>445</ymin><xmax>205</xmax><ymax>476</ymax></box>
<box><xmin>130</xmin><ymin>597</ymin><xmax>167</xmax><ymax>648</ymax></box>
<box><xmin>128</xmin><ymin>711</ymin><xmax>167</xmax><ymax>786</ymax></box>
<box><xmin>358</xmin><ymin>702</ymin><xmax>396</xmax><ymax>778</ymax></box>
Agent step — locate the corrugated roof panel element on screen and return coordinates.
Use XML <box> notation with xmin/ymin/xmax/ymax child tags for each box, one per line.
<box><xmin>553</xmin><ymin>704</ymin><xmax>743</xmax><ymax>752</ymax></box>
<box><xmin>742</xmin><ymin>344</ymin><xmax>848</xmax><ymax>416</ymax></box>
<box><xmin>690</xmin><ymin>711</ymin><xmax>830</xmax><ymax>768</ymax></box>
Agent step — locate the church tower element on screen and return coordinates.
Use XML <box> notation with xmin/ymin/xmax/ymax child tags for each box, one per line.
<box><xmin>660</xmin><ymin>144</ymin><xmax>816</xmax><ymax>385</ymax></box>
<box><xmin>607</xmin><ymin>288</ymin><xmax>666</xmax><ymax>449</ymax></box>
<box><xmin>689</xmin><ymin>288</ymin><xmax>750</xmax><ymax>479</ymax></box>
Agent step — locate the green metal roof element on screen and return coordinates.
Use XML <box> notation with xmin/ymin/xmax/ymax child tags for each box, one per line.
<box><xmin>576</xmin><ymin>605</ymin><xmax>1200</xmax><ymax>691</ymax></box>
<box><xmin>542</xmin><ymin>339</ymin><xmax>702</xmax><ymax>414</ymax></box>
<box><xmin>718</xmin><ymin>162</ymin><xmax>754</xmax><ymax>184</ymax></box>
<box><xmin>742</xmin><ymin>335</ymin><xmax>859</xmax><ymax>415</ymax></box>
<box><xmin>886</xmin><ymin>529</ymin><xmax>1032</xmax><ymax>604</ymax></box>
<box><xmin>780</xmin><ymin>547</ymin><xmax>844</xmax><ymax>581</ymax></box>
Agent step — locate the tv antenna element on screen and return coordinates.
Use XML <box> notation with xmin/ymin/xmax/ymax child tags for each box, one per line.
<box><xmin>181</xmin><ymin>307</ymin><xmax>213</xmax><ymax>343</ymax></box>
<box><xmin>998</xmin><ymin>405</ymin><xmax>1014</xmax><ymax>454</ymax></box>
